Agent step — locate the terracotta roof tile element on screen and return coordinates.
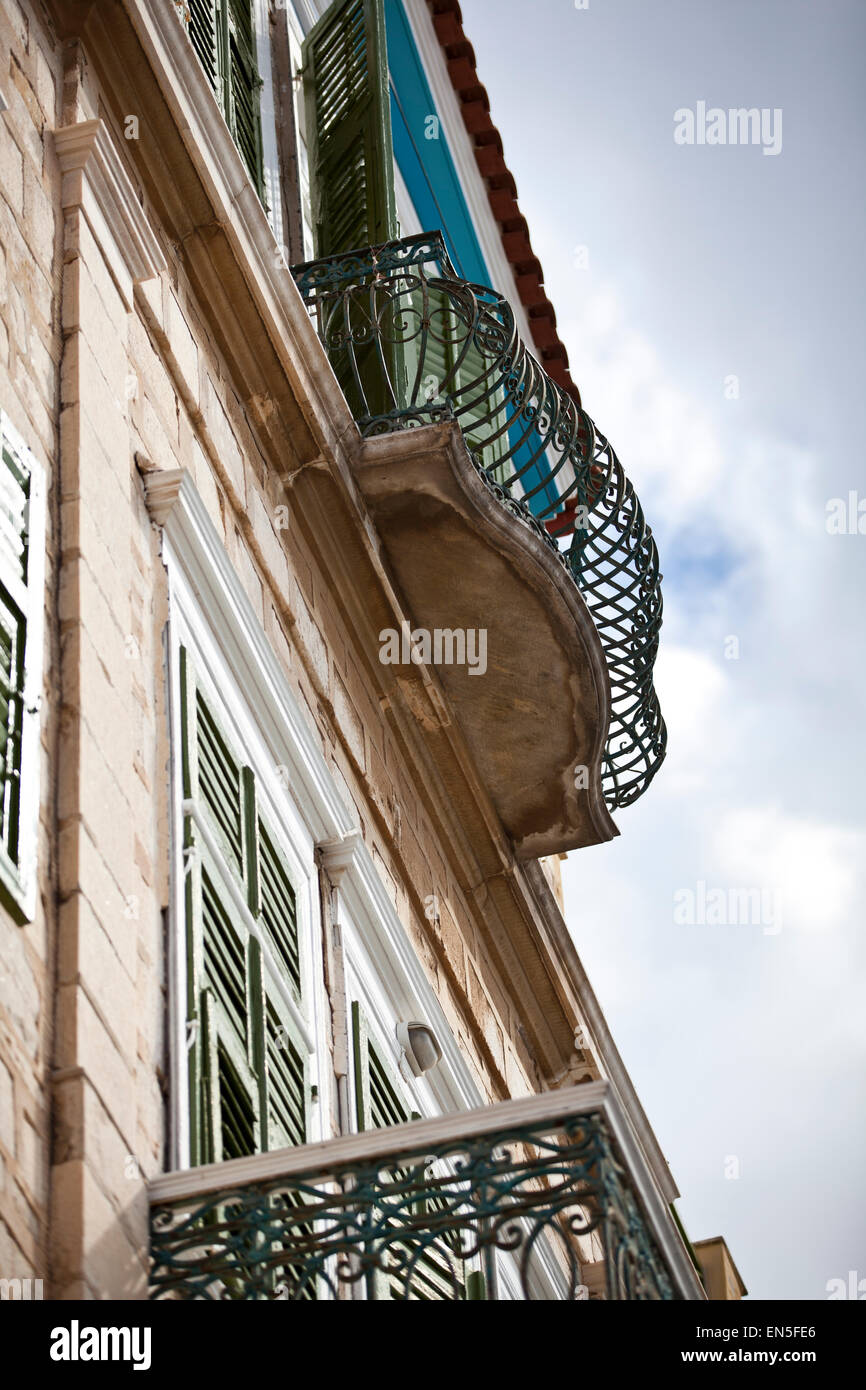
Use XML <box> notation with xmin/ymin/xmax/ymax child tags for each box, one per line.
<box><xmin>425</xmin><ymin>0</ymin><xmax>582</xmax><ymax>406</ymax></box>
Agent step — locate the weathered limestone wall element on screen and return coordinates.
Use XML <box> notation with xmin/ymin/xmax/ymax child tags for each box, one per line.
<box><xmin>0</xmin><ymin>0</ymin><xmax>61</xmax><ymax>1296</ymax></box>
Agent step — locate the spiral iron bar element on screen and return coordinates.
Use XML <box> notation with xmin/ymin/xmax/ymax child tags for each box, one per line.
<box><xmin>150</xmin><ymin>1106</ymin><xmax>676</xmax><ymax>1301</ymax></box>
<box><xmin>293</xmin><ymin>233</ymin><xmax>666</xmax><ymax>810</ymax></box>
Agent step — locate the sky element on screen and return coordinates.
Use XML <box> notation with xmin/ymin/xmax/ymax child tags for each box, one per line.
<box><xmin>459</xmin><ymin>0</ymin><xmax>866</xmax><ymax>1300</ymax></box>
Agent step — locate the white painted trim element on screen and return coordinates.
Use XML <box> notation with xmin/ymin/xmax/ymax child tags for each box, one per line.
<box><xmin>336</xmin><ymin>838</ymin><xmax>481</xmax><ymax>1116</ymax></box>
<box><xmin>146</xmin><ymin>469</ymin><xmax>355</xmax><ymax>846</ymax></box>
<box><xmin>393</xmin><ymin>159</ymin><xmax>424</xmax><ymax>240</ymax></box>
<box><xmin>163</xmin><ymin>608</ymin><xmax>188</xmax><ymax>1171</ymax></box>
<box><xmin>255</xmin><ymin>0</ymin><xmax>285</xmax><ymax>245</ymax></box>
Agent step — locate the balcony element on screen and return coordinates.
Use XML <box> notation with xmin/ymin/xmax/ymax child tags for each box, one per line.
<box><xmin>292</xmin><ymin>234</ymin><xmax>666</xmax><ymax>822</ymax></box>
<box><xmin>148</xmin><ymin>1083</ymin><xmax>702</xmax><ymax>1300</ymax></box>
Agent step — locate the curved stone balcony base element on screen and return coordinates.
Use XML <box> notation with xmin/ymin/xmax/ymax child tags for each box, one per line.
<box><xmin>356</xmin><ymin>424</ymin><xmax>618</xmax><ymax>856</ymax></box>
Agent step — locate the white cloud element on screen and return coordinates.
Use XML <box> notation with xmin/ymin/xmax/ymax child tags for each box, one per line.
<box><xmin>711</xmin><ymin>806</ymin><xmax>865</xmax><ymax>934</ymax></box>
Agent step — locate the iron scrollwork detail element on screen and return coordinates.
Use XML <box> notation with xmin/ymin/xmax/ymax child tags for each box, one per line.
<box><xmin>150</xmin><ymin>1110</ymin><xmax>676</xmax><ymax>1301</ymax></box>
<box><xmin>292</xmin><ymin>233</ymin><xmax>666</xmax><ymax>810</ymax></box>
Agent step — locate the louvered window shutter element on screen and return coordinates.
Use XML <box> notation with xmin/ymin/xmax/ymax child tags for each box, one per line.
<box><xmin>254</xmin><ymin>816</ymin><xmax>310</xmax><ymax>1152</ymax></box>
<box><xmin>408</xmin><ymin>286</ymin><xmax>509</xmax><ymax>479</ymax></box>
<box><xmin>180</xmin><ymin>651</ymin><xmax>309</xmax><ymax>1166</ymax></box>
<box><xmin>350</xmin><ymin>1001</ymin><xmax>469</xmax><ymax>1300</ymax></box>
<box><xmin>227</xmin><ymin>0</ymin><xmax>265</xmax><ymax>200</ymax></box>
<box><xmin>302</xmin><ymin>0</ymin><xmax>397</xmax><ymax>257</ymax></box>
<box><xmin>0</xmin><ymin>413</ymin><xmax>44</xmax><ymax>923</ymax></box>
<box><xmin>184</xmin><ymin>0</ymin><xmax>265</xmax><ymax>202</ymax></box>
<box><xmin>351</xmin><ymin>1000</ymin><xmax>409</xmax><ymax>1133</ymax></box>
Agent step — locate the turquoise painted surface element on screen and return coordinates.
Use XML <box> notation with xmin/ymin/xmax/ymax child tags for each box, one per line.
<box><xmin>384</xmin><ymin>0</ymin><xmax>560</xmax><ymax>515</ymax></box>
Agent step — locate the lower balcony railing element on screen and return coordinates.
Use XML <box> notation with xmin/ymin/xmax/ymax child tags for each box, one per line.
<box><xmin>148</xmin><ymin>1083</ymin><xmax>701</xmax><ymax>1301</ymax></box>
<box><xmin>292</xmin><ymin>233</ymin><xmax>666</xmax><ymax>811</ymax></box>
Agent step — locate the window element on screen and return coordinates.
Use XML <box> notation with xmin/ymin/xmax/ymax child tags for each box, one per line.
<box><xmin>179</xmin><ymin>647</ymin><xmax>314</xmax><ymax>1165</ymax></box>
<box><xmin>302</xmin><ymin>0</ymin><xmax>397</xmax><ymax>257</ymax></box>
<box><xmin>181</xmin><ymin>0</ymin><xmax>266</xmax><ymax>203</ymax></box>
<box><xmin>351</xmin><ymin>999</ymin><xmax>483</xmax><ymax>1300</ymax></box>
<box><xmin>0</xmin><ymin>411</ymin><xmax>45</xmax><ymax>924</ymax></box>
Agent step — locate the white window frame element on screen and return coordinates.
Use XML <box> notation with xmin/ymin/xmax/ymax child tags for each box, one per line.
<box><xmin>253</xmin><ymin>0</ymin><xmax>286</xmax><ymax>243</ymax></box>
<box><xmin>0</xmin><ymin>410</ymin><xmax>45</xmax><ymax>925</ymax></box>
<box><xmin>157</xmin><ymin>474</ymin><xmax>347</xmax><ymax>1170</ymax></box>
<box><xmin>149</xmin><ymin>467</ymin><xmax>571</xmax><ymax>1296</ymax></box>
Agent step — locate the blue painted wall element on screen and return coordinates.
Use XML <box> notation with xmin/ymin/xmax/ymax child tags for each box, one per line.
<box><xmin>385</xmin><ymin>0</ymin><xmax>559</xmax><ymax>515</ymax></box>
<box><xmin>384</xmin><ymin>0</ymin><xmax>488</xmax><ymax>284</ymax></box>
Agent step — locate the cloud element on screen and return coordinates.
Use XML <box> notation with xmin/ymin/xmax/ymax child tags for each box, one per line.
<box><xmin>711</xmin><ymin>806</ymin><xmax>866</xmax><ymax>936</ymax></box>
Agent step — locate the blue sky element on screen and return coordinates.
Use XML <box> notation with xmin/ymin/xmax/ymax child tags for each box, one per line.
<box><xmin>459</xmin><ymin>0</ymin><xmax>866</xmax><ymax>1299</ymax></box>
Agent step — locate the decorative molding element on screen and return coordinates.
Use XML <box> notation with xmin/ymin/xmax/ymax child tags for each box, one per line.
<box><xmin>318</xmin><ymin>832</ymin><xmax>363</xmax><ymax>885</ymax></box>
<box><xmin>144</xmin><ymin>467</ymin><xmax>355</xmax><ymax>846</ymax></box>
<box><xmin>54</xmin><ymin>117</ymin><xmax>166</xmax><ymax>306</ymax></box>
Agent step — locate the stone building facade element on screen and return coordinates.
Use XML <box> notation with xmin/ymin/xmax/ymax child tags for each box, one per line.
<box><xmin>0</xmin><ymin>0</ymin><xmax>704</xmax><ymax>1300</ymax></box>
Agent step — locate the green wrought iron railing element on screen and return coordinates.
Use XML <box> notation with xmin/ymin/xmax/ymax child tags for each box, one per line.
<box><xmin>149</xmin><ymin>1083</ymin><xmax>701</xmax><ymax>1300</ymax></box>
<box><xmin>292</xmin><ymin>233</ymin><xmax>666</xmax><ymax>811</ymax></box>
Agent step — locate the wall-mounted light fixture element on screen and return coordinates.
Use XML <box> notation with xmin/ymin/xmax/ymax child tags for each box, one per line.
<box><xmin>396</xmin><ymin>1021</ymin><xmax>442</xmax><ymax>1077</ymax></box>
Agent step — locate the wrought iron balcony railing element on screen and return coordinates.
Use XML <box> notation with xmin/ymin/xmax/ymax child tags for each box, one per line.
<box><xmin>149</xmin><ymin>1083</ymin><xmax>701</xmax><ymax>1300</ymax></box>
<box><xmin>292</xmin><ymin>233</ymin><xmax>666</xmax><ymax>810</ymax></box>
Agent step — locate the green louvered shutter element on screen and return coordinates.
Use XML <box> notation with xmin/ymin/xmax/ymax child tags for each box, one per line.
<box><xmin>227</xmin><ymin>0</ymin><xmax>265</xmax><ymax>199</ymax></box>
<box><xmin>419</xmin><ymin>284</ymin><xmax>511</xmax><ymax>480</ymax></box>
<box><xmin>302</xmin><ymin>0</ymin><xmax>397</xmax><ymax>256</ymax></box>
<box><xmin>401</xmin><ymin>285</ymin><xmax>509</xmax><ymax>479</ymax></box>
<box><xmin>302</xmin><ymin>1</ymin><xmax>403</xmax><ymax>423</ymax></box>
<box><xmin>181</xmin><ymin>653</ymin><xmax>256</xmax><ymax>1165</ymax></box>
<box><xmin>259</xmin><ymin>819</ymin><xmax>302</xmax><ymax>999</ymax></box>
<box><xmin>456</xmin><ymin>333</ymin><xmax>510</xmax><ymax>482</ymax></box>
<box><xmin>351</xmin><ymin>1000</ymin><xmax>409</xmax><ymax>1133</ymax></box>
<box><xmin>180</xmin><ymin>652</ymin><xmax>310</xmax><ymax>1168</ymax></box>
<box><xmin>351</xmin><ymin>1002</ymin><xmax>468</xmax><ymax>1300</ymax></box>
<box><xmin>256</xmin><ymin>822</ymin><xmax>310</xmax><ymax>1152</ymax></box>
<box><xmin>194</xmin><ymin>685</ymin><xmax>245</xmax><ymax>878</ymax></box>
<box><xmin>187</xmin><ymin>0</ymin><xmax>220</xmax><ymax>93</ymax></box>
<box><xmin>185</xmin><ymin>0</ymin><xmax>265</xmax><ymax>201</ymax></box>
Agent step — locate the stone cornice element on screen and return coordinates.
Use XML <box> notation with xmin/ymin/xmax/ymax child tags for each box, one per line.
<box><xmin>54</xmin><ymin>117</ymin><xmax>166</xmax><ymax>306</ymax></box>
